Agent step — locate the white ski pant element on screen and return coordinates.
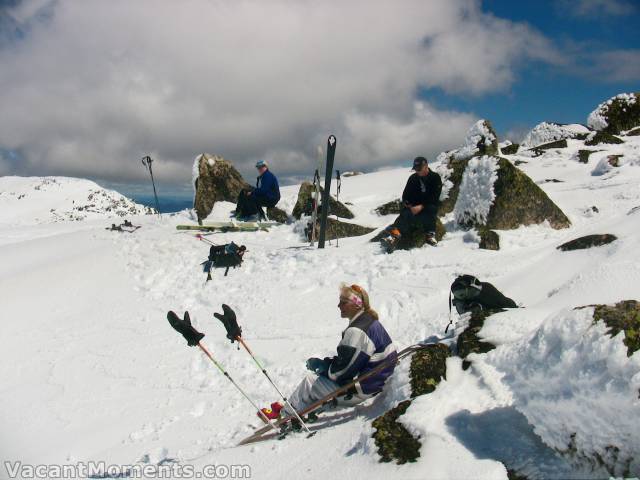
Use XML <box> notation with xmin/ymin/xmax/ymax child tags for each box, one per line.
<box><xmin>287</xmin><ymin>373</ymin><xmax>372</xmax><ymax>414</ymax></box>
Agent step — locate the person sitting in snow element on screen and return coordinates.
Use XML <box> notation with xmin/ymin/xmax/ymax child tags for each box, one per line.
<box><xmin>235</xmin><ymin>160</ymin><xmax>281</xmax><ymax>221</ymax></box>
<box><xmin>382</xmin><ymin>156</ymin><xmax>442</xmax><ymax>251</ymax></box>
<box><xmin>260</xmin><ymin>283</ymin><xmax>397</xmax><ymax>421</ymax></box>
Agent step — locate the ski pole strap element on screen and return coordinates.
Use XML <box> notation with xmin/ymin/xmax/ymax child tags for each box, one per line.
<box><xmin>445</xmin><ymin>290</ymin><xmax>453</xmax><ymax>333</ymax></box>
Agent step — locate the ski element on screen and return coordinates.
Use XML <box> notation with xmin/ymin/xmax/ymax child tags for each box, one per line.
<box><xmin>176</xmin><ymin>221</ymin><xmax>279</xmax><ymax>232</ymax></box>
<box><xmin>237</xmin><ymin>343</ymin><xmax>430</xmax><ymax>446</ymax></box>
<box><xmin>310</xmin><ymin>145</ymin><xmax>323</xmax><ymax>246</ymax></box>
<box><xmin>317</xmin><ymin>135</ymin><xmax>337</xmax><ymax>248</ymax></box>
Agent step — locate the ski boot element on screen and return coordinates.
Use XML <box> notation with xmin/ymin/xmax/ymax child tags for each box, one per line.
<box><xmin>380</xmin><ymin>227</ymin><xmax>401</xmax><ymax>253</ymax></box>
<box><xmin>258</xmin><ymin>402</ymin><xmax>283</xmax><ymax>423</ymax></box>
<box><xmin>424</xmin><ymin>231</ymin><xmax>438</xmax><ymax>247</ymax></box>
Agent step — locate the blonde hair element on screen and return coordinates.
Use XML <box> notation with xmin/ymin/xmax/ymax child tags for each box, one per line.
<box><xmin>339</xmin><ymin>283</ymin><xmax>379</xmax><ymax>320</ymax></box>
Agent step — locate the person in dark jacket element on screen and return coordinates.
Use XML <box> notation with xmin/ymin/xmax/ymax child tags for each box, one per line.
<box><xmin>383</xmin><ymin>156</ymin><xmax>442</xmax><ymax>250</ymax></box>
<box><xmin>235</xmin><ymin>160</ymin><xmax>281</xmax><ymax>220</ymax></box>
<box><xmin>259</xmin><ymin>284</ymin><xmax>397</xmax><ymax>420</ymax></box>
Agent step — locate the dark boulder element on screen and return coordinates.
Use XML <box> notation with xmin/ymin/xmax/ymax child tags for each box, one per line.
<box><xmin>585</xmin><ymin>131</ymin><xmax>624</xmax><ymax>146</ymax></box>
<box><xmin>557</xmin><ymin>234</ymin><xmax>617</xmax><ymax>251</ymax></box>
<box><xmin>266</xmin><ymin>206</ymin><xmax>288</xmax><ymax>224</ymax></box>
<box><xmin>479</xmin><ymin>229</ymin><xmax>500</xmax><ymax>250</ymax></box>
<box><xmin>193</xmin><ymin>153</ymin><xmax>251</xmax><ymax>222</ymax></box>
<box><xmin>305</xmin><ymin>217</ymin><xmax>374</xmax><ymax>241</ymax></box>
<box><xmin>410</xmin><ymin>343</ymin><xmax>450</xmax><ymax>397</ymax></box>
<box><xmin>529</xmin><ymin>138</ymin><xmax>568</xmax><ymax>154</ymax></box>
<box><xmin>291</xmin><ymin>182</ymin><xmax>354</xmax><ymax>219</ymax></box>
<box><xmin>501</xmin><ymin>143</ymin><xmax>520</xmax><ymax>155</ymax></box>
<box><xmin>577</xmin><ymin>150</ymin><xmax>598</xmax><ymax>164</ymax></box>
<box><xmin>374</xmin><ymin>199</ymin><xmax>402</xmax><ymax>216</ymax></box>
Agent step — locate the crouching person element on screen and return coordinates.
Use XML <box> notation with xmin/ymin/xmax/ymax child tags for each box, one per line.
<box><xmin>260</xmin><ymin>284</ymin><xmax>397</xmax><ymax>420</ymax></box>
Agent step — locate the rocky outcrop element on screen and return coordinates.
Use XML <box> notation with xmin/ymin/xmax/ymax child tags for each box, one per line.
<box><xmin>576</xmin><ymin>150</ymin><xmax>598</xmax><ymax>164</ymax></box>
<box><xmin>291</xmin><ymin>182</ymin><xmax>354</xmax><ymax>219</ymax></box>
<box><xmin>374</xmin><ymin>199</ymin><xmax>402</xmax><ymax>216</ymax></box>
<box><xmin>521</xmin><ymin>122</ymin><xmax>590</xmax><ymax>149</ymax></box>
<box><xmin>501</xmin><ymin>143</ymin><xmax>520</xmax><ymax>155</ymax></box>
<box><xmin>372</xmin><ymin>344</ymin><xmax>450</xmax><ymax>464</ymax></box>
<box><xmin>587</xmin><ymin>92</ymin><xmax>640</xmax><ymax>135</ymax></box>
<box><xmin>193</xmin><ymin>153</ymin><xmax>251</xmax><ymax>222</ymax></box>
<box><xmin>453</xmin><ymin>156</ymin><xmax>571</xmax><ymax>230</ymax></box>
<box><xmin>457</xmin><ymin>309</ymin><xmax>499</xmax><ymax>370</ymax></box>
<box><xmin>479</xmin><ymin>229</ymin><xmax>500</xmax><ymax>250</ymax></box>
<box><xmin>592</xmin><ymin>300</ymin><xmax>640</xmax><ymax>357</ymax></box>
<box><xmin>529</xmin><ymin>138</ymin><xmax>568</xmax><ymax>155</ymax></box>
<box><xmin>266</xmin><ymin>206</ymin><xmax>288</xmax><ymax>224</ymax></box>
<box><xmin>557</xmin><ymin>234</ymin><xmax>617</xmax><ymax>251</ymax></box>
<box><xmin>304</xmin><ymin>217</ymin><xmax>374</xmax><ymax>241</ymax></box>
<box><xmin>585</xmin><ymin>131</ymin><xmax>624</xmax><ymax>146</ymax></box>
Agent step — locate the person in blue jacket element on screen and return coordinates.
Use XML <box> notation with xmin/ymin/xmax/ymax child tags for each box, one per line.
<box><xmin>235</xmin><ymin>160</ymin><xmax>281</xmax><ymax>220</ymax></box>
<box><xmin>259</xmin><ymin>284</ymin><xmax>397</xmax><ymax>421</ymax></box>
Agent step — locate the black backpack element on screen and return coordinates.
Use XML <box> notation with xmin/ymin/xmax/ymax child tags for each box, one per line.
<box><xmin>202</xmin><ymin>242</ymin><xmax>246</xmax><ymax>278</ymax></box>
<box><xmin>449</xmin><ymin>274</ymin><xmax>517</xmax><ymax>315</ymax></box>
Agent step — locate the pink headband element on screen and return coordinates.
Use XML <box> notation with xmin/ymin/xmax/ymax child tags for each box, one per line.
<box><xmin>343</xmin><ymin>292</ymin><xmax>363</xmax><ymax>307</ymax></box>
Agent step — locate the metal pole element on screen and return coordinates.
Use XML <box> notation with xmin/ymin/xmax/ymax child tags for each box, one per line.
<box><xmin>142</xmin><ymin>156</ymin><xmax>161</xmax><ymax>217</ymax></box>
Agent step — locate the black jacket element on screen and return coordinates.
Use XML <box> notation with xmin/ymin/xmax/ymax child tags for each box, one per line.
<box><xmin>402</xmin><ymin>170</ymin><xmax>442</xmax><ymax>207</ymax></box>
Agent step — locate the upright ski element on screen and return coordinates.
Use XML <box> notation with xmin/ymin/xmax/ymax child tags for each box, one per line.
<box><xmin>310</xmin><ymin>145</ymin><xmax>323</xmax><ymax>246</ymax></box>
<box><xmin>317</xmin><ymin>135</ymin><xmax>337</xmax><ymax>249</ymax></box>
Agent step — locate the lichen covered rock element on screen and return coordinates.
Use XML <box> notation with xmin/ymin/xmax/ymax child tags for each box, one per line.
<box><xmin>373</xmin><ymin>344</ymin><xmax>450</xmax><ymax>464</ymax></box>
<box><xmin>291</xmin><ymin>182</ymin><xmax>354</xmax><ymax>219</ymax></box>
<box><xmin>501</xmin><ymin>143</ymin><xmax>520</xmax><ymax>155</ymax></box>
<box><xmin>479</xmin><ymin>229</ymin><xmax>500</xmax><ymax>250</ymax></box>
<box><xmin>593</xmin><ymin>300</ymin><xmax>640</xmax><ymax>357</ymax></box>
<box><xmin>193</xmin><ymin>153</ymin><xmax>251</xmax><ymax>222</ymax></box>
<box><xmin>587</xmin><ymin>92</ymin><xmax>640</xmax><ymax>134</ymax></box>
<box><xmin>457</xmin><ymin>309</ymin><xmax>499</xmax><ymax>370</ymax></box>
<box><xmin>305</xmin><ymin>217</ymin><xmax>374</xmax><ymax>241</ymax></box>
<box><xmin>374</xmin><ymin>199</ymin><xmax>402</xmax><ymax>216</ymax></box>
<box><xmin>266</xmin><ymin>206</ymin><xmax>288</xmax><ymax>223</ymax></box>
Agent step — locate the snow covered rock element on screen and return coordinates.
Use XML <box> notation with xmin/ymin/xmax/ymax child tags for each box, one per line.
<box><xmin>291</xmin><ymin>182</ymin><xmax>354</xmax><ymax>219</ymax></box>
<box><xmin>487</xmin><ymin>303</ymin><xmax>640</xmax><ymax>477</ymax></box>
<box><xmin>453</xmin><ymin>156</ymin><xmax>571</xmax><ymax>230</ymax></box>
<box><xmin>454</xmin><ymin>119</ymin><xmax>500</xmax><ymax>161</ymax></box>
<box><xmin>584</xmin><ymin>131</ymin><xmax>624</xmax><ymax>146</ymax></box>
<box><xmin>521</xmin><ymin>122</ymin><xmax>590</xmax><ymax>149</ymax></box>
<box><xmin>193</xmin><ymin>153</ymin><xmax>251</xmax><ymax>222</ymax></box>
<box><xmin>372</xmin><ymin>344</ymin><xmax>450</xmax><ymax>464</ymax></box>
<box><xmin>501</xmin><ymin>143</ymin><xmax>519</xmax><ymax>155</ymax></box>
<box><xmin>0</xmin><ymin>176</ymin><xmax>152</xmax><ymax>226</ymax></box>
<box><xmin>587</xmin><ymin>92</ymin><xmax>640</xmax><ymax>134</ymax></box>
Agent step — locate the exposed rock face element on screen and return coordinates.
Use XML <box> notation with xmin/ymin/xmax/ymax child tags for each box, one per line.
<box><xmin>372</xmin><ymin>344</ymin><xmax>450</xmax><ymax>464</ymax></box>
<box><xmin>585</xmin><ymin>131</ymin><xmax>624</xmax><ymax>146</ymax></box>
<box><xmin>291</xmin><ymin>182</ymin><xmax>354</xmax><ymax>219</ymax></box>
<box><xmin>626</xmin><ymin>127</ymin><xmax>640</xmax><ymax>136</ymax></box>
<box><xmin>592</xmin><ymin>300</ymin><xmax>640</xmax><ymax>357</ymax></box>
<box><xmin>576</xmin><ymin>150</ymin><xmax>598</xmax><ymax>164</ymax></box>
<box><xmin>193</xmin><ymin>153</ymin><xmax>251</xmax><ymax>222</ymax></box>
<box><xmin>587</xmin><ymin>92</ymin><xmax>640</xmax><ymax>135</ymax></box>
<box><xmin>266</xmin><ymin>206</ymin><xmax>288</xmax><ymax>224</ymax></box>
<box><xmin>558</xmin><ymin>234</ymin><xmax>618</xmax><ymax>251</ymax></box>
<box><xmin>486</xmin><ymin>157</ymin><xmax>571</xmax><ymax>230</ymax></box>
<box><xmin>304</xmin><ymin>217</ymin><xmax>374</xmax><ymax>241</ymax></box>
<box><xmin>374</xmin><ymin>199</ymin><xmax>402</xmax><ymax>216</ymax></box>
<box><xmin>457</xmin><ymin>309</ymin><xmax>499</xmax><ymax>370</ymax></box>
<box><xmin>479</xmin><ymin>229</ymin><xmax>500</xmax><ymax>250</ymax></box>
<box><xmin>501</xmin><ymin>143</ymin><xmax>520</xmax><ymax>155</ymax></box>
<box><xmin>529</xmin><ymin>138</ymin><xmax>568</xmax><ymax>154</ymax></box>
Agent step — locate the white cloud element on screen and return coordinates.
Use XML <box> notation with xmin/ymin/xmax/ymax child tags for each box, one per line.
<box><xmin>0</xmin><ymin>0</ymin><xmax>559</xmax><ymax>186</ymax></box>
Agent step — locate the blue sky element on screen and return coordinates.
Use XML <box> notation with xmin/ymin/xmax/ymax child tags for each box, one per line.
<box><xmin>0</xmin><ymin>0</ymin><xmax>638</xmax><ymax>199</ymax></box>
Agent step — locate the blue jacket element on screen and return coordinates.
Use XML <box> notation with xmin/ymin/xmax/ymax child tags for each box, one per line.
<box><xmin>253</xmin><ymin>169</ymin><xmax>281</xmax><ymax>207</ymax></box>
<box><xmin>326</xmin><ymin>311</ymin><xmax>397</xmax><ymax>395</ymax></box>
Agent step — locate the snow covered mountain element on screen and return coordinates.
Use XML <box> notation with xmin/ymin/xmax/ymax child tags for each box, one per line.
<box><xmin>0</xmin><ymin>176</ymin><xmax>154</xmax><ymax>228</ymax></box>
<box><xmin>1</xmin><ymin>100</ymin><xmax>639</xmax><ymax>480</ymax></box>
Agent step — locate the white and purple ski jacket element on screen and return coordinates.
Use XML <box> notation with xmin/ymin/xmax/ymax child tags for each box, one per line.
<box><xmin>327</xmin><ymin>311</ymin><xmax>397</xmax><ymax>395</ymax></box>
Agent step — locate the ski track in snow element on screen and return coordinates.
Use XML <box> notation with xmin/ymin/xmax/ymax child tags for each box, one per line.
<box><xmin>1</xmin><ymin>134</ymin><xmax>640</xmax><ymax>479</ymax></box>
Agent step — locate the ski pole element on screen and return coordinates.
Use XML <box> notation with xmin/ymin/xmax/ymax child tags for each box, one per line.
<box><xmin>166</xmin><ymin>311</ymin><xmax>280</xmax><ymax>433</ymax></box>
<box><xmin>195</xmin><ymin>233</ymin><xmax>219</xmax><ymax>246</ymax></box>
<box><xmin>213</xmin><ymin>305</ymin><xmax>313</xmax><ymax>434</ymax></box>
<box><xmin>335</xmin><ymin>169</ymin><xmax>341</xmax><ymax>248</ymax></box>
<box><xmin>141</xmin><ymin>155</ymin><xmax>161</xmax><ymax>218</ymax></box>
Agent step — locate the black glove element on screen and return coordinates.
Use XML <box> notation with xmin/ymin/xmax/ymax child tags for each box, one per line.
<box><xmin>167</xmin><ymin>311</ymin><xmax>204</xmax><ymax>347</ymax></box>
<box><xmin>213</xmin><ymin>304</ymin><xmax>242</xmax><ymax>342</ymax></box>
<box><xmin>306</xmin><ymin>357</ymin><xmax>330</xmax><ymax>376</ymax></box>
